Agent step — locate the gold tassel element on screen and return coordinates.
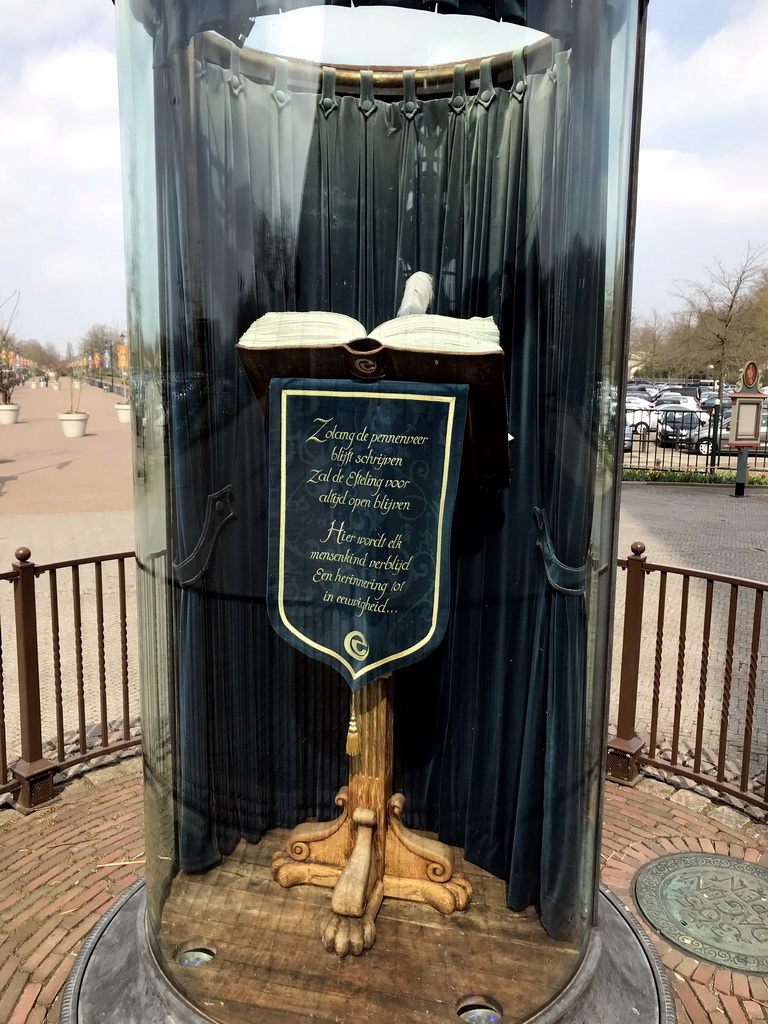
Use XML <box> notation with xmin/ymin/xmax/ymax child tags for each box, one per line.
<box><xmin>346</xmin><ymin>712</ymin><xmax>360</xmax><ymax>757</ymax></box>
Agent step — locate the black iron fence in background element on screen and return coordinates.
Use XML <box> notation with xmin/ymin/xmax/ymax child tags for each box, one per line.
<box><xmin>623</xmin><ymin>408</ymin><xmax>768</xmax><ymax>475</ymax></box>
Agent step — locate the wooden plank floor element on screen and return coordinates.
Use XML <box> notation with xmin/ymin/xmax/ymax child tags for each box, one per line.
<box><xmin>157</xmin><ymin>830</ymin><xmax>578</xmax><ymax>1024</ymax></box>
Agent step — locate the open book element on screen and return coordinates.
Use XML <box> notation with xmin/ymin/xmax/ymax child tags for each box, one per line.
<box><xmin>238</xmin><ymin>310</ymin><xmax>501</xmax><ymax>353</ymax></box>
<box><xmin>237</xmin><ymin>310</ymin><xmax>509</xmax><ymax>488</ymax></box>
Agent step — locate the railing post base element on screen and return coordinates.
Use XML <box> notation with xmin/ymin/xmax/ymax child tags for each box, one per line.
<box><xmin>11</xmin><ymin>757</ymin><xmax>58</xmax><ymax>813</ymax></box>
<box><xmin>606</xmin><ymin>734</ymin><xmax>644</xmax><ymax>787</ymax></box>
<box><xmin>608</xmin><ymin>540</ymin><xmax>648</xmax><ymax>788</ymax></box>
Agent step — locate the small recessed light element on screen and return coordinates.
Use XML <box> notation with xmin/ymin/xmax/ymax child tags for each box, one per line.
<box><xmin>174</xmin><ymin>943</ymin><xmax>217</xmax><ymax>967</ymax></box>
<box><xmin>457</xmin><ymin>995</ymin><xmax>503</xmax><ymax>1023</ymax></box>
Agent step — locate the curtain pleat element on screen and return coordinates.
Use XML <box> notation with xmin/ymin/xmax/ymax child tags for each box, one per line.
<box><xmin>156</xmin><ymin>37</ymin><xmax>606</xmax><ymax>943</ymax></box>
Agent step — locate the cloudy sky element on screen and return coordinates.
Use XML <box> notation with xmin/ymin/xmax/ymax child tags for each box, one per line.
<box><xmin>0</xmin><ymin>0</ymin><xmax>766</xmax><ymax>352</ymax></box>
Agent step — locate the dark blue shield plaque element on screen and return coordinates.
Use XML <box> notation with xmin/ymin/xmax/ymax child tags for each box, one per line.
<box><xmin>267</xmin><ymin>378</ymin><xmax>468</xmax><ymax>689</ymax></box>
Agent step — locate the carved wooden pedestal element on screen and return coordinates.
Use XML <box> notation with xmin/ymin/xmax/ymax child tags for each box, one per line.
<box><xmin>272</xmin><ymin>676</ymin><xmax>472</xmax><ymax>956</ymax></box>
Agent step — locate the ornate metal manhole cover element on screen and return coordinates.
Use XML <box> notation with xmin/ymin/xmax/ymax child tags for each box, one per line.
<box><xmin>634</xmin><ymin>853</ymin><xmax>768</xmax><ymax>973</ymax></box>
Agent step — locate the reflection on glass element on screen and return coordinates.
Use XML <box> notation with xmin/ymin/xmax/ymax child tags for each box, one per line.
<box><xmin>114</xmin><ymin>0</ymin><xmax>641</xmax><ymax>1020</ymax></box>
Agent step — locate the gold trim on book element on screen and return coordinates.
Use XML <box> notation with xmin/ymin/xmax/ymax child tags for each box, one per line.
<box><xmin>278</xmin><ymin>386</ymin><xmax>457</xmax><ymax>682</ymax></box>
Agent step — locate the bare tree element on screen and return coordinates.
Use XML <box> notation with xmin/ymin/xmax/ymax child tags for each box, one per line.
<box><xmin>0</xmin><ymin>290</ymin><xmax>20</xmax><ymax>346</ymax></box>
<box><xmin>20</xmin><ymin>339</ymin><xmax>67</xmax><ymax>376</ymax></box>
<box><xmin>80</xmin><ymin>323</ymin><xmax>122</xmax><ymax>358</ymax></box>
<box><xmin>629</xmin><ymin>309</ymin><xmax>668</xmax><ymax>379</ymax></box>
<box><xmin>0</xmin><ymin>291</ymin><xmax>21</xmax><ymax>404</ymax></box>
<box><xmin>675</xmin><ymin>243</ymin><xmax>768</xmax><ymax>388</ymax></box>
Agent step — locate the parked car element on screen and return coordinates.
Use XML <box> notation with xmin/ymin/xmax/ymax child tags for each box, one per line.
<box><xmin>680</xmin><ymin>400</ymin><xmax>768</xmax><ymax>454</ymax></box>
<box><xmin>676</xmin><ymin>409</ymin><xmax>732</xmax><ymax>455</ymax></box>
<box><xmin>623</xmin><ymin>421</ymin><xmax>633</xmax><ymax>453</ymax></box>
<box><xmin>700</xmin><ymin>394</ymin><xmax>725</xmax><ymax>413</ymax></box>
<box><xmin>655</xmin><ymin>409</ymin><xmax>710</xmax><ymax>448</ymax></box>
<box><xmin>626</xmin><ymin>384</ymin><xmax>660</xmax><ymax>400</ymax></box>
<box><xmin>654</xmin><ymin>395</ymin><xmax>701</xmax><ymax>412</ymax></box>
<box><xmin>625</xmin><ymin>406</ymin><xmax>658</xmax><ymax>435</ymax></box>
<box><xmin>654</xmin><ymin>384</ymin><xmax>701</xmax><ymax>402</ymax></box>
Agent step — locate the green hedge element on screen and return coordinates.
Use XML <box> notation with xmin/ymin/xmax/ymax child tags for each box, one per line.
<box><xmin>622</xmin><ymin>469</ymin><xmax>768</xmax><ymax>485</ymax></box>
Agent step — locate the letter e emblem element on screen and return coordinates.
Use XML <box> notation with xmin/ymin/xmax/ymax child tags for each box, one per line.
<box><xmin>344</xmin><ymin>631</ymin><xmax>369</xmax><ymax>661</ymax></box>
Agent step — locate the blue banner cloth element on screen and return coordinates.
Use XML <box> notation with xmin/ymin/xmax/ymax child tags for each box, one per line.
<box><xmin>267</xmin><ymin>378</ymin><xmax>467</xmax><ymax>689</ymax></box>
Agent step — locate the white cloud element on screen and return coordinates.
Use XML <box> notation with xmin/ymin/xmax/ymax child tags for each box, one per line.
<box><xmin>0</xmin><ymin>0</ymin><xmax>114</xmax><ymax>53</ymax></box>
<box><xmin>632</xmin><ymin>145</ymin><xmax>768</xmax><ymax>315</ymax></box>
<box><xmin>638</xmin><ymin>147</ymin><xmax>768</xmax><ymax>227</ymax></box>
<box><xmin>641</xmin><ymin>1</ymin><xmax>768</xmax><ymax>136</ymax></box>
<box><xmin>0</xmin><ymin>27</ymin><xmax>125</xmax><ymax>349</ymax></box>
<box><xmin>632</xmin><ymin>0</ymin><xmax>768</xmax><ymax>316</ymax></box>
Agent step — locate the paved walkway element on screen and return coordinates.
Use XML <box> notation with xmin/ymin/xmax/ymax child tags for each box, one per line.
<box><xmin>0</xmin><ymin>382</ymin><xmax>132</xmax><ymax>523</ymax></box>
<box><xmin>617</xmin><ymin>482</ymin><xmax>768</xmax><ymax>579</ymax></box>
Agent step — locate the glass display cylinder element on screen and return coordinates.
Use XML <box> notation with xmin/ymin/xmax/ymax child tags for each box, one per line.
<box><xmin>114</xmin><ymin>1</ymin><xmax>646</xmax><ymax>1020</ymax></box>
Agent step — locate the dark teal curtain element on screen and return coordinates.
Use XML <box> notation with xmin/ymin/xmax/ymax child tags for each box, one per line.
<box><xmin>154</xmin><ymin>29</ymin><xmax>607</xmax><ymax>943</ymax></box>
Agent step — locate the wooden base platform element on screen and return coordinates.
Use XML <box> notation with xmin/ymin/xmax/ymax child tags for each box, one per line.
<box><xmin>156</xmin><ymin>830</ymin><xmax>577</xmax><ymax>1024</ymax></box>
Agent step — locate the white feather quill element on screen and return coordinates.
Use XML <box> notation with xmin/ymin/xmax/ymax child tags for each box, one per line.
<box><xmin>396</xmin><ymin>272</ymin><xmax>434</xmax><ymax>317</ymax></box>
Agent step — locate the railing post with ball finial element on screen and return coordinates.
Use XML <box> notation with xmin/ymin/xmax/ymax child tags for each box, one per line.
<box><xmin>10</xmin><ymin>547</ymin><xmax>56</xmax><ymax>811</ymax></box>
<box><xmin>607</xmin><ymin>541</ymin><xmax>647</xmax><ymax>786</ymax></box>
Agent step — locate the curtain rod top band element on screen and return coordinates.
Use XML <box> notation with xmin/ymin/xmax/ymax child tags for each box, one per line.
<box><xmin>201</xmin><ymin>30</ymin><xmax>553</xmax><ymax>95</ymax></box>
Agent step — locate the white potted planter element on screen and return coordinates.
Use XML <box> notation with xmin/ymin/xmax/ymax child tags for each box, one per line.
<box><xmin>115</xmin><ymin>402</ymin><xmax>131</xmax><ymax>424</ymax></box>
<box><xmin>58</xmin><ymin>412</ymin><xmax>89</xmax><ymax>437</ymax></box>
<box><xmin>0</xmin><ymin>404</ymin><xmax>20</xmax><ymax>425</ymax></box>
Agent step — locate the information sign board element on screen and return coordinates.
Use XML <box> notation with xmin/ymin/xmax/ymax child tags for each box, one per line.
<box><xmin>728</xmin><ymin>359</ymin><xmax>764</xmax><ymax>447</ymax></box>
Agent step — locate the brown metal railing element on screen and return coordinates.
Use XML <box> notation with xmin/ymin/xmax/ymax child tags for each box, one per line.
<box><xmin>0</xmin><ymin>547</ymin><xmax>140</xmax><ymax>810</ymax></box>
<box><xmin>2</xmin><ymin>539</ymin><xmax>766</xmax><ymax>814</ymax></box>
<box><xmin>608</xmin><ymin>542</ymin><xmax>768</xmax><ymax>812</ymax></box>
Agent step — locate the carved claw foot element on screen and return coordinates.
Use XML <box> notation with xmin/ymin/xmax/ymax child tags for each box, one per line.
<box><xmin>321</xmin><ymin>881</ymin><xmax>384</xmax><ymax>957</ymax></box>
<box><xmin>321</xmin><ymin>910</ymin><xmax>376</xmax><ymax>957</ymax></box>
<box><xmin>426</xmin><ymin>873</ymin><xmax>472</xmax><ymax>913</ymax></box>
<box><xmin>447</xmin><ymin>873</ymin><xmax>472</xmax><ymax>909</ymax></box>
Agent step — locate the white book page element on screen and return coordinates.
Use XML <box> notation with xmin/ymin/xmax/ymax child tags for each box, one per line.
<box><xmin>239</xmin><ymin>311</ymin><xmax>365</xmax><ymax>348</ymax></box>
<box><xmin>371</xmin><ymin>314</ymin><xmax>501</xmax><ymax>354</ymax></box>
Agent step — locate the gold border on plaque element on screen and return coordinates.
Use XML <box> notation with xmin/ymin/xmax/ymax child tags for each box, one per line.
<box><xmin>277</xmin><ymin>387</ymin><xmax>457</xmax><ymax>682</ymax></box>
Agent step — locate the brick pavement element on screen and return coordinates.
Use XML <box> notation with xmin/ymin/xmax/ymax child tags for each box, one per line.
<box><xmin>602</xmin><ymin>778</ymin><xmax>768</xmax><ymax>1024</ymax></box>
<box><xmin>0</xmin><ymin>756</ymin><xmax>767</xmax><ymax>1023</ymax></box>
<box><xmin>0</xmin><ymin>758</ymin><xmax>144</xmax><ymax>1024</ymax></box>
<box><xmin>617</xmin><ymin>484</ymin><xmax>768</xmax><ymax>581</ymax></box>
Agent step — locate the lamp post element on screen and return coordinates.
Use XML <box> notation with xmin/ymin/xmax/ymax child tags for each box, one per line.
<box><xmin>108</xmin><ymin>332</ymin><xmax>115</xmax><ymax>392</ymax></box>
<box><xmin>706</xmin><ymin>362</ymin><xmax>726</xmax><ymax>476</ymax></box>
<box><xmin>706</xmin><ymin>365</ymin><xmax>716</xmax><ymax>474</ymax></box>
